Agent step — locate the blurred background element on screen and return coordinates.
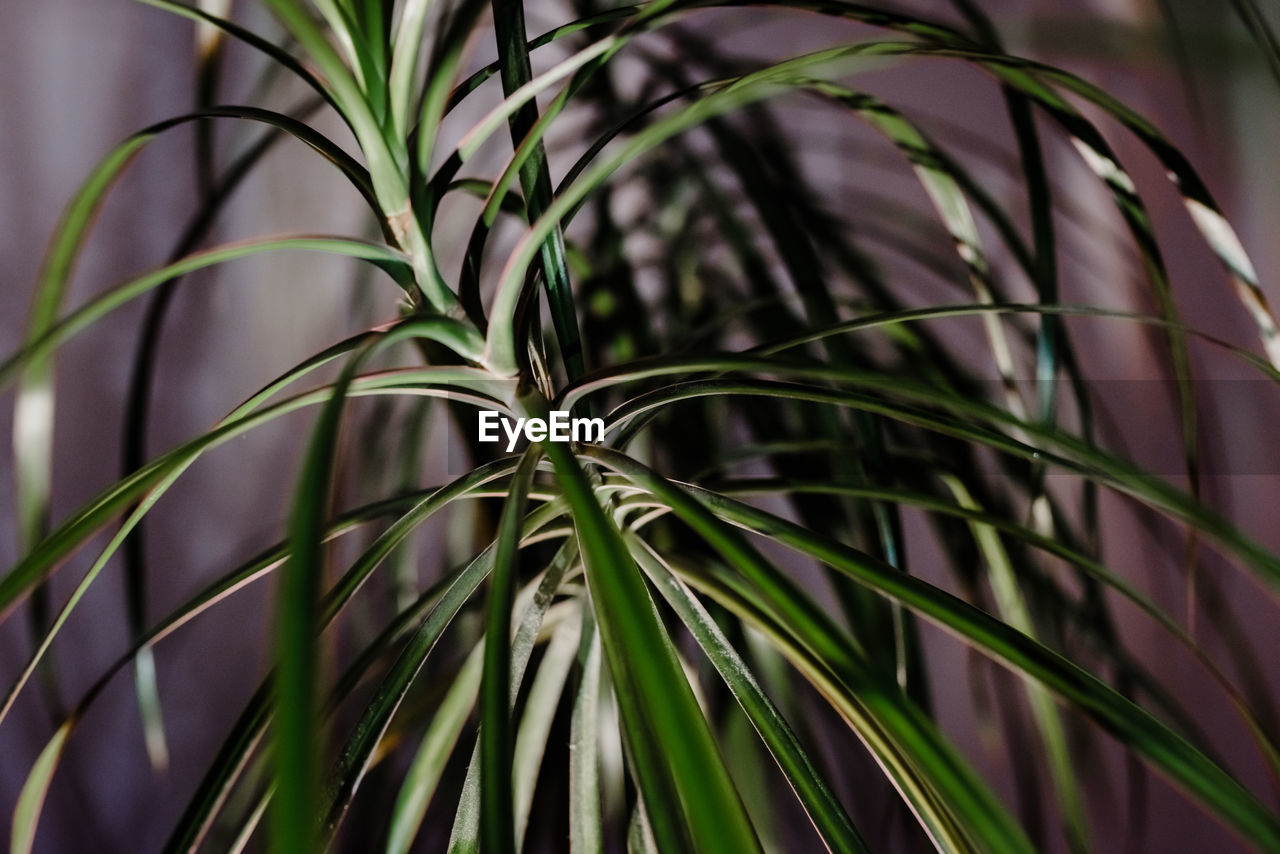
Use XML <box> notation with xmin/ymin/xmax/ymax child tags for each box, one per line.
<box><xmin>2</xmin><ymin>0</ymin><xmax>1280</xmax><ymax>850</ymax></box>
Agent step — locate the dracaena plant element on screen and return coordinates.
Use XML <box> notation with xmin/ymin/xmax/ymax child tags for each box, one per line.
<box><xmin>5</xmin><ymin>0</ymin><xmax>1280</xmax><ymax>851</ymax></box>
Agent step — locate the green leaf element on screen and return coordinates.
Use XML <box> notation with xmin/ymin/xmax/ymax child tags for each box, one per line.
<box><xmin>3</xmin><ymin>235</ymin><xmax>416</xmax><ymax>394</ymax></box>
<box><xmin>569</xmin><ymin>619</ymin><xmax>604</xmax><ymax>854</ymax></box>
<box><xmin>938</xmin><ymin>476</ymin><xmax>1089</xmax><ymax>853</ymax></box>
<box><xmin>271</xmin><ymin>335</ymin><xmax>376</xmax><ymax>854</ymax></box>
<box><xmin>487</xmin><ymin>0</ymin><xmax>589</xmax><ymax>380</ymax></box>
<box><xmin>585</xmin><ymin>448</ymin><xmax>1280</xmax><ymax>851</ymax></box>
<box><xmin>483</xmin><ymin>41</ymin><xmax>900</xmax><ymax>376</ymax></box>
<box><xmin>0</xmin><ymin>349</ymin><xmax>497</xmax><ymax>630</ymax></box>
<box><xmin>535</xmin><ymin>395</ymin><xmax>761</xmax><ymax>854</ymax></box>
<box><xmin>11</xmin><ymin>722</ymin><xmax>72</xmax><ymax>854</ymax></box>
<box><xmin>13</xmin><ymin>481</ymin><xmax>486</xmax><ymax>853</ymax></box>
<box><xmin>386</xmin><ymin>647</ymin><xmax>484</xmax><ymax>854</ymax></box>
<box><xmin>391</xmin><ymin>544</ymin><xmax>577</xmax><ymax>854</ymax></box>
<box><xmin>564</xmin><ymin>356</ymin><xmax>1280</xmax><ymax>590</ymax></box>
<box><xmin>626</xmin><ymin>534</ymin><xmax>869</xmax><ymax>854</ymax></box>
<box><xmin>513</xmin><ymin>606</ymin><xmax>582</xmax><ymax>848</ymax></box>
<box><xmin>587</xmin><ymin>448</ymin><xmax>1030</xmax><ymax>853</ymax></box>
<box><xmin>317</xmin><ymin>499</ymin><xmax>572</xmax><ymax>845</ymax></box>
<box><xmin>1</xmin><ymin>340</ymin><xmax>497</xmax><ymax>732</ymax></box>
<box><xmin>447</xmin><ymin>544</ymin><xmax>584</xmax><ymax>853</ymax></box>
<box><xmin>388</xmin><ymin>0</ymin><xmax>433</xmax><ymax>137</ymax></box>
<box><xmin>480</xmin><ymin>446</ymin><xmax>543</xmax><ymax>854</ymax></box>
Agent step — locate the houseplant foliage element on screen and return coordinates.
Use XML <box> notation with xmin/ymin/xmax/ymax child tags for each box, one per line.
<box><xmin>5</xmin><ymin>0</ymin><xmax>1280</xmax><ymax>851</ymax></box>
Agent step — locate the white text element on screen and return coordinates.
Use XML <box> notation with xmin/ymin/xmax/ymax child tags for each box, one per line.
<box><xmin>477</xmin><ymin>410</ymin><xmax>605</xmax><ymax>452</ymax></box>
